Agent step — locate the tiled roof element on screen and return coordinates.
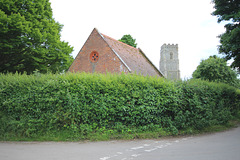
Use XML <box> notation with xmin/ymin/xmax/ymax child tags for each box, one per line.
<box><xmin>100</xmin><ymin>32</ymin><xmax>163</xmax><ymax>77</ymax></box>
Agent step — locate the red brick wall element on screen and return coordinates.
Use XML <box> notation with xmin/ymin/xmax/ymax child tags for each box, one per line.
<box><xmin>68</xmin><ymin>29</ymin><xmax>129</xmax><ymax>74</ymax></box>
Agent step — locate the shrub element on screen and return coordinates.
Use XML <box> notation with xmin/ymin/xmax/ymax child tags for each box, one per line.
<box><xmin>0</xmin><ymin>72</ymin><xmax>239</xmax><ymax>140</ymax></box>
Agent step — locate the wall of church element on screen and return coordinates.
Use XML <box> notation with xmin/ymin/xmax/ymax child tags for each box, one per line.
<box><xmin>68</xmin><ymin>29</ymin><xmax>129</xmax><ymax>74</ymax></box>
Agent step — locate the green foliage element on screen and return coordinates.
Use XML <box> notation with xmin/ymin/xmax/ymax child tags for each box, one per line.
<box><xmin>0</xmin><ymin>0</ymin><xmax>74</xmax><ymax>74</ymax></box>
<box><xmin>0</xmin><ymin>72</ymin><xmax>239</xmax><ymax>140</ymax></box>
<box><xmin>192</xmin><ymin>56</ymin><xmax>239</xmax><ymax>87</ymax></box>
<box><xmin>212</xmin><ymin>0</ymin><xmax>240</xmax><ymax>72</ymax></box>
<box><xmin>175</xmin><ymin>79</ymin><xmax>239</xmax><ymax>130</ymax></box>
<box><xmin>119</xmin><ymin>34</ymin><xmax>137</xmax><ymax>48</ymax></box>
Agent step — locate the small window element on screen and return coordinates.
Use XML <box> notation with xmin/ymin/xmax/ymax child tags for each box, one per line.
<box><xmin>170</xmin><ymin>52</ymin><xmax>173</xmax><ymax>59</ymax></box>
<box><xmin>90</xmin><ymin>51</ymin><xmax>99</xmax><ymax>62</ymax></box>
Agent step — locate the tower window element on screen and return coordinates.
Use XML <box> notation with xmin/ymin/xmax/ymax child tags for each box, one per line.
<box><xmin>170</xmin><ymin>52</ymin><xmax>173</xmax><ymax>59</ymax></box>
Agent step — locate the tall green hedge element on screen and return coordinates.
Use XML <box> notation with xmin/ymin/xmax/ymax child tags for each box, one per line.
<box><xmin>0</xmin><ymin>72</ymin><xmax>239</xmax><ymax>139</ymax></box>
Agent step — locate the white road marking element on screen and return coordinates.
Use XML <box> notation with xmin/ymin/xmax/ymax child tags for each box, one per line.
<box><xmin>100</xmin><ymin>157</ymin><xmax>110</xmax><ymax>160</ymax></box>
<box><xmin>145</xmin><ymin>148</ymin><xmax>158</xmax><ymax>152</ymax></box>
<box><xmin>165</xmin><ymin>142</ymin><xmax>172</xmax><ymax>146</ymax></box>
<box><xmin>156</xmin><ymin>145</ymin><xmax>164</xmax><ymax>148</ymax></box>
<box><xmin>99</xmin><ymin>138</ymin><xmax>189</xmax><ymax>159</ymax></box>
<box><xmin>131</xmin><ymin>146</ymin><xmax>144</xmax><ymax>150</ymax></box>
<box><xmin>131</xmin><ymin>154</ymin><xmax>141</xmax><ymax>157</ymax></box>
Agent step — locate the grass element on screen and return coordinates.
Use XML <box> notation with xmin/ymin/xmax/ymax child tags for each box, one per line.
<box><xmin>1</xmin><ymin>120</ymin><xmax>239</xmax><ymax>142</ymax></box>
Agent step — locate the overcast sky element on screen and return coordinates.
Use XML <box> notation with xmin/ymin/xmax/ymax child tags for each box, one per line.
<box><xmin>50</xmin><ymin>0</ymin><xmax>226</xmax><ymax>79</ymax></box>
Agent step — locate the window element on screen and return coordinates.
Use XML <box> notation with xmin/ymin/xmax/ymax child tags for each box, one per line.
<box><xmin>170</xmin><ymin>52</ymin><xmax>173</xmax><ymax>59</ymax></box>
<box><xmin>90</xmin><ymin>51</ymin><xmax>99</xmax><ymax>62</ymax></box>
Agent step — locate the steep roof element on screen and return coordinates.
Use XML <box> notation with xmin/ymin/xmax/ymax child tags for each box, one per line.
<box><xmin>97</xmin><ymin>29</ymin><xmax>163</xmax><ymax>77</ymax></box>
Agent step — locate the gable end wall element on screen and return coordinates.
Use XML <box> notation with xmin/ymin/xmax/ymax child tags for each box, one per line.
<box><xmin>68</xmin><ymin>29</ymin><xmax>130</xmax><ymax>74</ymax></box>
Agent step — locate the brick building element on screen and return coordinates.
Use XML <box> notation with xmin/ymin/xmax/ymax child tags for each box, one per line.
<box><xmin>68</xmin><ymin>28</ymin><xmax>163</xmax><ymax>77</ymax></box>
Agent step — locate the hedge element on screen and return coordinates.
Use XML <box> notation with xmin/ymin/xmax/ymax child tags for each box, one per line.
<box><xmin>0</xmin><ymin>72</ymin><xmax>239</xmax><ymax>139</ymax></box>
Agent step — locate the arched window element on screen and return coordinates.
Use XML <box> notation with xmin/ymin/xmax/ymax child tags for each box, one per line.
<box><xmin>170</xmin><ymin>52</ymin><xmax>173</xmax><ymax>59</ymax></box>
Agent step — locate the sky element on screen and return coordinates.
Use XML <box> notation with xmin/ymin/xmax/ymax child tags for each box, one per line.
<box><xmin>49</xmin><ymin>0</ymin><xmax>226</xmax><ymax>79</ymax></box>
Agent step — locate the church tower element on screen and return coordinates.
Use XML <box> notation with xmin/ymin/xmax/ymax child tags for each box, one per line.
<box><xmin>159</xmin><ymin>44</ymin><xmax>180</xmax><ymax>80</ymax></box>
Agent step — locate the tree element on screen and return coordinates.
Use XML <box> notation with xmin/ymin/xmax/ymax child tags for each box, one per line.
<box><xmin>119</xmin><ymin>34</ymin><xmax>137</xmax><ymax>48</ymax></box>
<box><xmin>212</xmin><ymin>0</ymin><xmax>240</xmax><ymax>73</ymax></box>
<box><xmin>192</xmin><ymin>56</ymin><xmax>239</xmax><ymax>87</ymax></box>
<box><xmin>0</xmin><ymin>0</ymin><xmax>74</xmax><ymax>74</ymax></box>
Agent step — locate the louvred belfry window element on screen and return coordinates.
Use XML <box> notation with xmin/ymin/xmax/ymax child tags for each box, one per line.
<box><xmin>170</xmin><ymin>52</ymin><xmax>173</xmax><ymax>59</ymax></box>
<box><xmin>90</xmin><ymin>51</ymin><xmax>99</xmax><ymax>62</ymax></box>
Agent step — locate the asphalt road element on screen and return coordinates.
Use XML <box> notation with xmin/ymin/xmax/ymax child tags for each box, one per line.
<box><xmin>1</xmin><ymin>126</ymin><xmax>240</xmax><ymax>160</ymax></box>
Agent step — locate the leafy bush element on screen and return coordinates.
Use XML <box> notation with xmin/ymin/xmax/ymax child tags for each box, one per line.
<box><xmin>192</xmin><ymin>56</ymin><xmax>239</xmax><ymax>88</ymax></box>
<box><xmin>0</xmin><ymin>72</ymin><xmax>239</xmax><ymax>140</ymax></box>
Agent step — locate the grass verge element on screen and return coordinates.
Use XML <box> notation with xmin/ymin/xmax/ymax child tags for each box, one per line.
<box><xmin>1</xmin><ymin>120</ymin><xmax>239</xmax><ymax>142</ymax></box>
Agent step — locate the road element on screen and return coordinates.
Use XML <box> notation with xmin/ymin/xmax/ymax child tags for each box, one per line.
<box><xmin>0</xmin><ymin>126</ymin><xmax>240</xmax><ymax>160</ymax></box>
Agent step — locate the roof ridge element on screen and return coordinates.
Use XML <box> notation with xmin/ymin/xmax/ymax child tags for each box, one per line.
<box><xmin>101</xmin><ymin>33</ymin><xmax>139</xmax><ymax>51</ymax></box>
<box><xmin>96</xmin><ymin>30</ymin><xmax>131</xmax><ymax>72</ymax></box>
<box><xmin>138</xmin><ymin>48</ymin><xmax>164</xmax><ymax>77</ymax></box>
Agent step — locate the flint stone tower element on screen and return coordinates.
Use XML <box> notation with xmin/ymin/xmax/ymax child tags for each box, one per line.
<box><xmin>159</xmin><ymin>44</ymin><xmax>180</xmax><ymax>80</ymax></box>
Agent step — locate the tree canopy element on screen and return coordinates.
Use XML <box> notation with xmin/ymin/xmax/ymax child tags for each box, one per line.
<box><xmin>0</xmin><ymin>0</ymin><xmax>74</xmax><ymax>74</ymax></box>
<box><xmin>212</xmin><ymin>0</ymin><xmax>240</xmax><ymax>73</ymax></box>
<box><xmin>192</xmin><ymin>55</ymin><xmax>239</xmax><ymax>87</ymax></box>
<box><xmin>119</xmin><ymin>34</ymin><xmax>137</xmax><ymax>48</ymax></box>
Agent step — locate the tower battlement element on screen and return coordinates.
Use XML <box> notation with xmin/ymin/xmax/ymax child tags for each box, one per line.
<box><xmin>161</xmin><ymin>44</ymin><xmax>178</xmax><ymax>49</ymax></box>
<box><xmin>162</xmin><ymin>43</ymin><xmax>178</xmax><ymax>47</ymax></box>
